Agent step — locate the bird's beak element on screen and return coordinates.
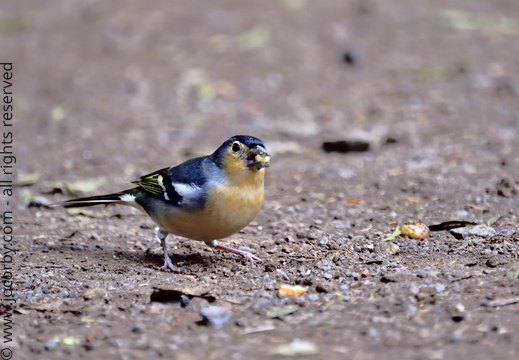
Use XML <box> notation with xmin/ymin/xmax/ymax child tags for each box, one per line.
<box><xmin>247</xmin><ymin>145</ymin><xmax>271</xmax><ymax>169</ymax></box>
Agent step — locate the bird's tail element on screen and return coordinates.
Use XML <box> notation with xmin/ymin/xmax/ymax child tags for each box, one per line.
<box><xmin>61</xmin><ymin>190</ymin><xmax>133</xmax><ymax>208</ymax></box>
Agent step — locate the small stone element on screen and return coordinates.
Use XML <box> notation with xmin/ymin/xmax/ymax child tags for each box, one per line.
<box><xmin>44</xmin><ymin>338</ymin><xmax>60</xmax><ymax>351</ymax></box>
<box><xmin>342</xmin><ymin>49</ymin><xmax>358</xmax><ymax>66</ymax></box>
<box><xmin>380</xmin><ymin>272</ymin><xmax>412</xmax><ymax>283</ymax></box>
<box><xmin>434</xmin><ymin>283</ymin><xmax>447</xmax><ymax>293</ymax></box>
<box><xmin>456</xmin><ymin>210</ymin><xmax>469</xmax><ymax>218</ymax></box>
<box><xmin>347</xmin><ymin>272</ymin><xmax>361</xmax><ymax>281</ymax></box>
<box><xmin>323</xmin><ymin>272</ymin><xmax>333</xmax><ymax>280</ymax></box>
<box><xmin>272</xmin><ymin>339</ymin><xmax>319</xmax><ymax>356</ymax></box>
<box><xmin>376</xmin><ymin>242</ymin><xmax>400</xmax><ymax>255</ymax></box>
<box><xmin>251</xmin><ymin>298</ymin><xmax>273</xmax><ymax>312</ymax></box>
<box><xmin>450</xmin><ymin>225</ymin><xmax>497</xmax><ymax>239</ymax></box>
<box><xmin>199</xmin><ymin>305</ymin><xmax>233</xmax><ymax>330</ymax></box>
<box><xmin>366</xmin><ymin>328</ymin><xmax>379</xmax><ymax>337</ymax></box>
<box><xmin>447</xmin><ymin>303</ymin><xmax>466</xmax><ymax>322</ymax></box>
<box><xmin>180</xmin><ymin>296</ymin><xmax>190</xmax><ymax>308</ymax></box>
<box><xmin>308</xmin><ymin>293</ymin><xmax>320</xmax><ymax>301</ymax></box>
<box><xmin>485</xmin><ymin>258</ymin><xmax>499</xmax><ymax>268</ymax></box>
<box><xmin>315</xmin><ymin>282</ymin><xmax>334</xmax><ymax>293</ymax></box>
<box><xmin>404</xmin><ymin>304</ymin><xmax>418</xmax><ymax>315</ymax></box>
<box><xmin>131</xmin><ymin>326</ymin><xmax>144</xmax><ymax>334</ymax></box>
<box><xmin>106</xmin><ymin>283</ymin><xmax>118</xmax><ymax>291</ymax></box>
<box><xmin>491</xmin><ymin>176</ymin><xmax>518</xmax><ymax>197</ymax></box>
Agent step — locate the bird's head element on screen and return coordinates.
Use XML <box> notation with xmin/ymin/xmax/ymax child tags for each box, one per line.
<box><xmin>212</xmin><ymin>135</ymin><xmax>270</xmax><ymax>181</ymax></box>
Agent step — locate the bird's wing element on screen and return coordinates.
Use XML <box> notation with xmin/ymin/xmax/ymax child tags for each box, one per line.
<box><xmin>132</xmin><ymin>157</ymin><xmax>208</xmax><ymax>209</ymax></box>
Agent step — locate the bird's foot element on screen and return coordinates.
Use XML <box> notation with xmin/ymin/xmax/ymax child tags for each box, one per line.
<box><xmin>159</xmin><ymin>254</ymin><xmax>185</xmax><ymax>273</ymax></box>
<box><xmin>214</xmin><ymin>243</ymin><xmax>263</xmax><ymax>263</ymax></box>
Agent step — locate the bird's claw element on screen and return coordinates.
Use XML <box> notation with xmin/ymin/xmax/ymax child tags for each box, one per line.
<box><xmin>159</xmin><ymin>255</ymin><xmax>185</xmax><ymax>273</ymax></box>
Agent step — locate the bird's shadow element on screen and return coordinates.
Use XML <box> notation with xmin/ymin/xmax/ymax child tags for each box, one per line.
<box><xmin>39</xmin><ymin>238</ymin><xmax>217</xmax><ymax>271</ymax></box>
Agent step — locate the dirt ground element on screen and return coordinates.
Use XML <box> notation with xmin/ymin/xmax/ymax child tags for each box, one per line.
<box><xmin>4</xmin><ymin>0</ymin><xmax>519</xmax><ymax>359</ymax></box>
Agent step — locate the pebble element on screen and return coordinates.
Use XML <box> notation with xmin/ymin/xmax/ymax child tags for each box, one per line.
<box><xmin>376</xmin><ymin>242</ymin><xmax>400</xmax><ymax>255</ymax></box>
<box><xmin>347</xmin><ymin>272</ymin><xmax>361</xmax><ymax>281</ymax></box>
<box><xmin>342</xmin><ymin>49</ymin><xmax>358</xmax><ymax>66</ymax></box>
<box><xmin>434</xmin><ymin>283</ymin><xmax>447</xmax><ymax>293</ymax></box>
<box><xmin>251</xmin><ymin>298</ymin><xmax>273</xmax><ymax>312</ymax></box>
<box><xmin>44</xmin><ymin>339</ymin><xmax>60</xmax><ymax>351</ymax></box>
<box><xmin>323</xmin><ymin>272</ymin><xmax>333</xmax><ymax>280</ymax></box>
<box><xmin>315</xmin><ymin>282</ymin><xmax>334</xmax><ymax>293</ymax></box>
<box><xmin>450</xmin><ymin>225</ymin><xmax>497</xmax><ymax>239</ymax></box>
<box><xmin>366</xmin><ymin>328</ymin><xmax>379</xmax><ymax>337</ymax></box>
<box><xmin>199</xmin><ymin>305</ymin><xmax>233</xmax><ymax>330</ymax></box>
<box><xmin>447</xmin><ymin>303</ymin><xmax>466</xmax><ymax>322</ymax></box>
<box><xmin>131</xmin><ymin>326</ymin><xmax>144</xmax><ymax>334</ymax></box>
<box><xmin>456</xmin><ymin>210</ymin><xmax>469</xmax><ymax>218</ymax></box>
<box><xmin>106</xmin><ymin>282</ymin><xmax>118</xmax><ymax>291</ymax></box>
<box><xmin>404</xmin><ymin>304</ymin><xmax>418</xmax><ymax>315</ymax></box>
<box><xmin>180</xmin><ymin>296</ymin><xmax>190</xmax><ymax>308</ymax></box>
<box><xmin>485</xmin><ymin>258</ymin><xmax>499</xmax><ymax>268</ymax></box>
<box><xmin>307</xmin><ymin>293</ymin><xmax>320</xmax><ymax>301</ymax></box>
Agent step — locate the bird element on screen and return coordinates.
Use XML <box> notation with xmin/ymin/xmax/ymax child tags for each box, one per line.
<box><xmin>62</xmin><ymin>135</ymin><xmax>271</xmax><ymax>272</ymax></box>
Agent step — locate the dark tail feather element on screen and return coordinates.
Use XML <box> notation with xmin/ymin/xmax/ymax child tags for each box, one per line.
<box><xmin>61</xmin><ymin>191</ymin><xmax>129</xmax><ymax>208</ymax></box>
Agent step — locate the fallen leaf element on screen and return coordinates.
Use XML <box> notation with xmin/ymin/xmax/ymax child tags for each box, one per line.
<box><xmin>438</xmin><ymin>9</ymin><xmax>517</xmax><ymax>35</ymax></box>
<box><xmin>14</xmin><ymin>172</ymin><xmax>40</xmax><ymax>186</ymax></box>
<box><xmin>346</xmin><ymin>198</ymin><xmax>362</xmax><ymax>204</ymax></box>
<box><xmin>266</xmin><ymin>306</ymin><xmax>299</xmax><ymax>319</ymax></box>
<box><xmin>309</xmin><ymin>192</ymin><xmax>326</xmax><ymax>201</ymax></box>
<box><xmin>486</xmin><ymin>215</ymin><xmax>503</xmax><ymax>226</ymax></box>
<box><xmin>382</xmin><ymin>227</ymin><xmax>401</xmax><ymax>241</ymax></box>
<box><xmin>278</xmin><ymin>285</ymin><xmax>307</xmax><ymax>297</ymax></box>
<box><xmin>61</xmin><ymin>336</ymin><xmax>81</xmax><ymax>346</ymax></box>
<box><xmin>44</xmin><ymin>177</ymin><xmax>106</xmax><ymax>196</ymax></box>
<box><xmin>272</xmin><ymin>338</ymin><xmax>319</xmax><ymax>356</ymax></box>
<box><xmin>51</xmin><ymin>105</ymin><xmax>66</xmax><ymax>122</ymax></box>
<box><xmin>487</xmin><ymin>296</ymin><xmax>519</xmax><ymax>307</ymax></box>
<box><xmin>505</xmin><ymin>263</ymin><xmax>519</xmax><ymax>280</ymax></box>
<box><xmin>66</xmin><ymin>177</ymin><xmax>106</xmax><ymax>195</ymax></box>
<box><xmin>360</xmin><ymin>224</ymin><xmax>372</xmax><ymax>232</ymax></box>
<box><xmin>239</xmin><ymin>25</ymin><xmax>270</xmax><ymax>50</ymax></box>
<box><xmin>66</xmin><ymin>208</ymin><xmax>104</xmax><ymax>218</ymax></box>
<box><xmin>282</xmin><ymin>0</ymin><xmax>307</xmax><ymax>11</ymax></box>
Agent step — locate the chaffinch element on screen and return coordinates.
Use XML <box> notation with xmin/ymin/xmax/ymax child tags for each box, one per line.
<box><xmin>62</xmin><ymin>135</ymin><xmax>271</xmax><ymax>272</ymax></box>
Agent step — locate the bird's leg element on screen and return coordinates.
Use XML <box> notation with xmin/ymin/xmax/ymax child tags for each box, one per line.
<box><xmin>156</xmin><ymin>229</ymin><xmax>184</xmax><ymax>272</ymax></box>
<box><xmin>146</xmin><ymin>226</ymin><xmax>162</xmax><ymax>249</ymax></box>
<box><xmin>207</xmin><ymin>240</ymin><xmax>263</xmax><ymax>262</ymax></box>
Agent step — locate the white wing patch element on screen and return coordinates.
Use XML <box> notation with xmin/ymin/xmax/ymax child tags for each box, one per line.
<box><xmin>119</xmin><ymin>193</ymin><xmax>145</xmax><ymax>213</ymax></box>
<box><xmin>119</xmin><ymin>193</ymin><xmax>136</xmax><ymax>202</ymax></box>
<box><xmin>173</xmin><ymin>183</ymin><xmax>203</xmax><ymax>206</ymax></box>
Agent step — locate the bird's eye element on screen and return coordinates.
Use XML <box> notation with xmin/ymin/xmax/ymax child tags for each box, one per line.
<box><xmin>232</xmin><ymin>142</ymin><xmax>241</xmax><ymax>152</ymax></box>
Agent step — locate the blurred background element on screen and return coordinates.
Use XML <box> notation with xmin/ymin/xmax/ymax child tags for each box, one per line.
<box><xmin>6</xmin><ymin>0</ymin><xmax>517</xmax><ymax>192</ymax></box>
